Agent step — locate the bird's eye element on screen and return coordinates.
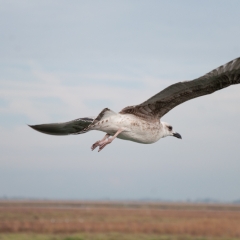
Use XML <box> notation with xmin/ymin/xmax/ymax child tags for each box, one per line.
<box><xmin>168</xmin><ymin>126</ymin><xmax>172</xmax><ymax>131</ymax></box>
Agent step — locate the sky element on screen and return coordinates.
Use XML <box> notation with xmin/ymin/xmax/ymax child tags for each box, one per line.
<box><xmin>0</xmin><ymin>0</ymin><xmax>240</xmax><ymax>202</ymax></box>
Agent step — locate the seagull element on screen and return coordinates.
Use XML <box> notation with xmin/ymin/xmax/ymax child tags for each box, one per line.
<box><xmin>29</xmin><ymin>57</ymin><xmax>240</xmax><ymax>152</ymax></box>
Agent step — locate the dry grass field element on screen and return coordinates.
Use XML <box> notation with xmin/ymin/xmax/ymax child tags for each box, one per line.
<box><xmin>0</xmin><ymin>201</ymin><xmax>240</xmax><ymax>240</ymax></box>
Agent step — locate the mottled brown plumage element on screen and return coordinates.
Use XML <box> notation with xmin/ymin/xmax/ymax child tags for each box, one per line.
<box><xmin>120</xmin><ymin>57</ymin><xmax>240</xmax><ymax>120</ymax></box>
<box><xmin>29</xmin><ymin>57</ymin><xmax>240</xmax><ymax>152</ymax></box>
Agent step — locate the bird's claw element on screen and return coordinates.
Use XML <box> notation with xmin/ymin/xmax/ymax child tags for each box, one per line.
<box><xmin>98</xmin><ymin>139</ymin><xmax>111</xmax><ymax>152</ymax></box>
<box><xmin>91</xmin><ymin>141</ymin><xmax>100</xmax><ymax>151</ymax></box>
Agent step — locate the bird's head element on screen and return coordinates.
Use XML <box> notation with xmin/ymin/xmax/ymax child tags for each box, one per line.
<box><xmin>161</xmin><ymin>122</ymin><xmax>182</xmax><ymax>139</ymax></box>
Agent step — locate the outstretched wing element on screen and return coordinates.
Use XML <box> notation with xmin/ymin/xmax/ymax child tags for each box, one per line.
<box><xmin>120</xmin><ymin>57</ymin><xmax>240</xmax><ymax>120</ymax></box>
<box><xmin>29</xmin><ymin>117</ymin><xmax>94</xmax><ymax>135</ymax></box>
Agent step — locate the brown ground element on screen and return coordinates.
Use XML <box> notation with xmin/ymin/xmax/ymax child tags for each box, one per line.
<box><xmin>0</xmin><ymin>201</ymin><xmax>240</xmax><ymax>238</ymax></box>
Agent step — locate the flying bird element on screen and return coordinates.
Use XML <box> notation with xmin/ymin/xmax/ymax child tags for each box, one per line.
<box><xmin>29</xmin><ymin>57</ymin><xmax>240</xmax><ymax>152</ymax></box>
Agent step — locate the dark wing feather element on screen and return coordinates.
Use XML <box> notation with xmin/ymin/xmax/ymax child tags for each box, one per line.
<box><xmin>29</xmin><ymin>117</ymin><xmax>94</xmax><ymax>135</ymax></box>
<box><xmin>120</xmin><ymin>57</ymin><xmax>240</xmax><ymax>120</ymax></box>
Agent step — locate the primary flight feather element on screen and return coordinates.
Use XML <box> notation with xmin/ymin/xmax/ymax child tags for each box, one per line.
<box><xmin>29</xmin><ymin>57</ymin><xmax>240</xmax><ymax>152</ymax></box>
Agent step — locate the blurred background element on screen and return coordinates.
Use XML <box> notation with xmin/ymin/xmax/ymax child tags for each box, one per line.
<box><xmin>0</xmin><ymin>1</ymin><xmax>240</xmax><ymax>239</ymax></box>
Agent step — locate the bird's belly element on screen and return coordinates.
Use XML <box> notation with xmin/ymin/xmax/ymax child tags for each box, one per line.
<box><xmin>117</xmin><ymin>127</ymin><xmax>161</xmax><ymax>144</ymax></box>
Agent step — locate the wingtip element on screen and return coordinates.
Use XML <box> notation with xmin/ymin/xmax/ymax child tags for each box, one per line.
<box><xmin>27</xmin><ymin>122</ymin><xmax>70</xmax><ymax>135</ymax></box>
<box><xmin>28</xmin><ymin>124</ymin><xmax>39</xmax><ymax>131</ymax></box>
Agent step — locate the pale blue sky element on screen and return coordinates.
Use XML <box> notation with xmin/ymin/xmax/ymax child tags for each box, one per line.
<box><xmin>0</xmin><ymin>0</ymin><xmax>240</xmax><ymax>201</ymax></box>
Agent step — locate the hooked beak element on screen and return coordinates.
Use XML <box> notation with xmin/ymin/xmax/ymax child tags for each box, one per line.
<box><xmin>173</xmin><ymin>132</ymin><xmax>182</xmax><ymax>139</ymax></box>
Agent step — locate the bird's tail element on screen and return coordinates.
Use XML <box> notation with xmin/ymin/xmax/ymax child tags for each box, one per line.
<box><xmin>29</xmin><ymin>117</ymin><xmax>95</xmax><ymax>136</ymax></box>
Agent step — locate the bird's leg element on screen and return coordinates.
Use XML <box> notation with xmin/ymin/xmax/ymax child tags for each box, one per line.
<box><xmin>91</xmin><ymin>134</ymin><xmax>110</xmax><ymax>151</ymax></box>
<box><xmin>98</xmin><ymin>129</ymin><xmax>123</xmax><ymax>152</ymax></box>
